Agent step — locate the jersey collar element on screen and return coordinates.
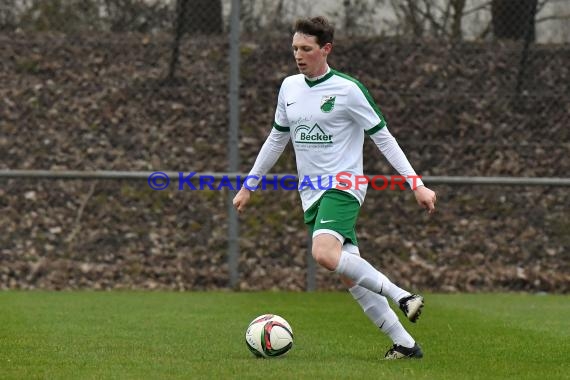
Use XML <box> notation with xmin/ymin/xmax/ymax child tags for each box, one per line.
<box><xmin>304</xmin><ymin>67</ymin><xmax>334</xmax><ymax>88</ymax></box>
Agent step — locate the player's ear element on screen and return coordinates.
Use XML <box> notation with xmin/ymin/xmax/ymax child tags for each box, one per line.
<box><xmin>322</xmin><ymin>43</ymin><xmax>332</xmax><ymax>55</ymax></box>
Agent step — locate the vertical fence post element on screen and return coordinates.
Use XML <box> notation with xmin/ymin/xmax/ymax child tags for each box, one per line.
<box><xmin>227</xmin><ymin>0</ymin><xmax>241</xmax><ymax>289</ymax></box>
<box><xmin>306</xmin><ymin>230</ymin><xmax>315</xmax><ymax>291</ymax></box>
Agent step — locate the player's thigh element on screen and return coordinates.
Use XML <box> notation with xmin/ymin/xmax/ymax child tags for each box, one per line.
<box><xmin>313</xmin><ymin>189</ymin><xmax>360</xmax><ymax>246</ymax></box>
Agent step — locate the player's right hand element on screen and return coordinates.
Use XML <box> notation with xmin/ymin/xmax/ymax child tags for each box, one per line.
<box><xmin>232</xmin><ymin>187</ymin><xmax>251</xmax><ymax>213</ymax></box>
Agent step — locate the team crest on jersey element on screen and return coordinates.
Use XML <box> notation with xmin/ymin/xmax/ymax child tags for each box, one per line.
<box><xmin>320</xmin><ymin>96</ymin><xmax>336</xmax><ymax>113</ymax></box>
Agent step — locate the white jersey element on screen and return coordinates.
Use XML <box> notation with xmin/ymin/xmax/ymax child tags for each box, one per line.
<box><xmin>247</xmin><ymin>68</ymin><xmax>423</xmax><ymax>211</ymax></box>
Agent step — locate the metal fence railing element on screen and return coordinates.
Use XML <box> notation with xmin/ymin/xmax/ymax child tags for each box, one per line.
<box><xmin>2</xmin><ymin>170</ymin><xmax>570</xmax><ymax>186</ymax></box>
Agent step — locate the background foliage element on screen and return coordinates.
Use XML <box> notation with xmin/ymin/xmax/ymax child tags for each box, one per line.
<box><xmin>0</xmin><ymin>1</ymin><xmax>568</xmax><ymax>291</ymax></box>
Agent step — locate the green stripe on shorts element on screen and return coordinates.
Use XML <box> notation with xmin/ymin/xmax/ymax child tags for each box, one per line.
<box><xmin>304</xmin><ymin>189</ymin><xmax>360</xmax><ymax>246</ymax></box>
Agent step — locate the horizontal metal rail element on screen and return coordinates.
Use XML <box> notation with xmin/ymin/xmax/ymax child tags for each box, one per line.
<box><xmin>1</xmin><ymin>170</ymin><xmax>570</xmax><ymax>186</ymax></box>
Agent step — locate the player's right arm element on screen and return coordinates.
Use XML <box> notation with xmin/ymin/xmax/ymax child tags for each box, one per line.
<box><xmin>233</xmin><ymin>82</ymin><xmax>291</xmax><ymax>213</ymax></box>
<box><xmin>233</xmin><ymin>128</ymin><xmax>290</xmax><ymax>212</ymax></box>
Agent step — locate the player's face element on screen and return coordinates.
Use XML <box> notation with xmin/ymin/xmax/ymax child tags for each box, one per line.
<box><xmin>292</xmin><ymin>32</ymin><xmax>331</xmax><ymax>78</ymax></box>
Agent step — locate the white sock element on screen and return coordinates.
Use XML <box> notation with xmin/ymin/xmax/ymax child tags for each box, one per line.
<box><xmin>345</xmin><ymin>244</ymin><xmax>415</xmax><ymax>348</ymax></box>
<box><xmin>348</xmin><ymin>285</ymin><xmax>393</xmax><ymax>328</ymax></box>
<box><xmin>383</xmin><ymin>319</ymin><xmax>416</xmax><ymax>348</ymax></box>
<box><xmin>336</xmin><ymin>250</ymin><xmax>411</xmax><ymax>303</ymax></box>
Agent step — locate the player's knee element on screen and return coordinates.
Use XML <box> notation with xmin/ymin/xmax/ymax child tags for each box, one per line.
<box><xmin>311</xmin><ymin>244</ymin><xmax>337</xmax><ymax>271</ymax></box>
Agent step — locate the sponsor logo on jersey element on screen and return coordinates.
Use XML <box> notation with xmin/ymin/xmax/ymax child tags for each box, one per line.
<box><xmin>320</xmin><ymin>95</ymin><xmax>336</xmax><ymax>113</ymax></box>
<box><xmin>294</xmin><ymin>123</ymin><xmax>333</xmax><ymax>144</ymax></box>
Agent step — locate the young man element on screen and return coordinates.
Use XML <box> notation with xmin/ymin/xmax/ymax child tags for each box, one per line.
<box><xmin>233</xmin><ymin>16</ymin><xmax>436</xmax><ymax>359</ymax></box>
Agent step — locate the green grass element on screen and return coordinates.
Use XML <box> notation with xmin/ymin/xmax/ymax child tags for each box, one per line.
<box><xmin>0</xmin><ymin>292</ymin><xmax>568</xmax><ymax>379</ymax></box>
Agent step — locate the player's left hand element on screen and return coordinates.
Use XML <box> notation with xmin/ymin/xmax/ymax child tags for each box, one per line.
<box><xmin>232</xmin><ymin>187</ymin><xmax>251</xmax><ymax>214</ymax></box>
<box><xmin>413</xmin><ymin>185</ymin><xmax>436</xmax><ymax>214</ymax></box>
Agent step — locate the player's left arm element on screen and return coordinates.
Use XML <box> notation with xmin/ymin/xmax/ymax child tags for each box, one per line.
<box><xmin>368</xmin><ymin>127</ymin><xmax>436</xmax><ymax>214</ymax></box>
<box><xmin>348</xmin><ymin>83</ymin><xmax>436</xmax><ymax>213</ymax></box>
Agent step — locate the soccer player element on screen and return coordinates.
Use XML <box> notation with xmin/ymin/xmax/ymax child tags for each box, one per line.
<box><xmin>233</xmin><ymin>16</ymin><xmax>437</xmax><ymax>359</ymax></box>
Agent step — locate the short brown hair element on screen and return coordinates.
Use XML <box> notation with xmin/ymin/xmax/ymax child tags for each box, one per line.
<box><xmin>294</xmin><ymin>16</ymin><xmax>334</xmax><ymax>47</ymax></box>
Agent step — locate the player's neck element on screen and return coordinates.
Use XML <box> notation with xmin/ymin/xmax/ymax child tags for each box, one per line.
<box><xmin>306</xmin><ymin>65</ymin><xmax>330</xmax><ymax>81</ymax></box>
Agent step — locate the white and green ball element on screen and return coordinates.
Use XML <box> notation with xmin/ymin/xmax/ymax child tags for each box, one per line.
<box><xmin>245</xmin><ymin>314</ymin><xmax>294</xmax><ymax>358</ymax></box>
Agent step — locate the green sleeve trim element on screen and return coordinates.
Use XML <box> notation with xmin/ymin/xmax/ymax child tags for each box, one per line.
<box><xmin>273</xmin><ymin>122</ymin><xmax>290</xmax><ymax>132</ymax></box>
<box><xmin>331</xmin><ymin>69</ymin><xmax>387</xmax><ymax>128</ymax></box>
<box><xmin>365</xmin><ymin>121</ymin><xmax>386</xmax><ymax>135</ymax></box>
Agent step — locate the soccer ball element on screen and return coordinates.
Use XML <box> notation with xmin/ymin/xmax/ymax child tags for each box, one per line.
<box><xmin>245</xmin><ymin>314</ymin><xmax>294</xmax><ymax>358</ymax></box>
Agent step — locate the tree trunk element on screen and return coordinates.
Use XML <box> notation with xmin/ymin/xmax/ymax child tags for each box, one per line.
<box><xmin>450</xmin><ymin>0</ymin><xmax>466</xmax><ymax>40</ymax></box>
<box><xmin>405</xmin><ymin>0</ymin><xmax>424</xmax><ymax>38</ymax></box>
<box><xmin>492</xmin><ymin>0</ymin><xmax>538</xmax><ymax>41</ymax></box>
<box><xmin>166</xmin><ymin>0</ymin><xmax>189</xmax><ymax>82</ymax></box>
<box><xmin>166</xmin><ymin>0</ymin><xmax>223</xmax><ymax>82</ymax></box>
<box><xmin>186</xmin><ymin>0</ymin><xmax>223</xmax><ymax>35</ymax></box>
